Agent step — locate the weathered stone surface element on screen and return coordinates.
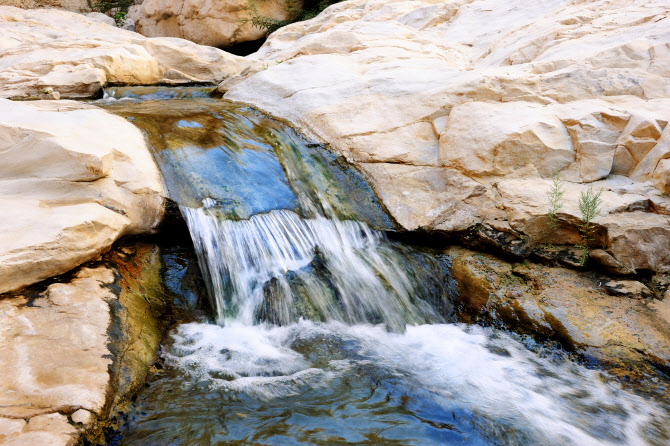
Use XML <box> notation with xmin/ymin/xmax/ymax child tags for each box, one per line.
<box><xmin>0</xmin><ymin>98</ymin><xmax>164</xmax><ymax>293</ymax></box>
<box><xmin>221</xmin><ymin>0</ymin><xmax>670</xmax><ymax>273</ymax></box>
<box><xmin>0</xmin><ymin>6</ymin><xmax>250</xmax><ymax>99</ymax></box>
<box><xmin>446</xmin><ymin>246</ymin><xmax>670</xmax><ymax>372</ymax></box>
<box><xmin>85</xmin><ymin>11</ymin><xmax>116</xmax><ymax>27</ymax></box>
<box><xmin>136</xmin><ymin>0</ymin><xmax>295</xmax><ymax>47</ymax></box>
<box><xmin>0</xmin><ymin>242</ymin><xmax>169</xmax><ymax>446</ymax></box>
<box><xmin>71</xmin><ymin>409</ymin><xmax>93</xmax><ymax>425</ymax></box>
<box><xmin>601</xmin><ymin>280</ymin><xmax>654</xmax><ymax>299</ymax></box>
<box><xmin>0</xmin><ymin>0</ymin><xmax>91</xmax><ymax>12</ymax></box>
<box><xmin>0</xmin><ymin>268</ymin><xmax>114</xmax><ymax>445</ymax></box>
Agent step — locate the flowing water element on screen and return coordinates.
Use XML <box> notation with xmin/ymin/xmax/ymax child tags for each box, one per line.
<box><xmin>100</xmin><ymin>87</ymin><xmax>670</xmax><ymax>446</ymax></box>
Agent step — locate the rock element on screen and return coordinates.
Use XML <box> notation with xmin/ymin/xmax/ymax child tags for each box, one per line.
<box><xmin>0</xmin><ymin>6</ymin><xmax>250</xmax><ymax>99</ymax></box>
<box><xmin>0</xmin><ymin>268</ymin><xmax>115</xmax><ymax>445</ymax></box>
<box><xmin>589</xmin><ymin>249</ymin><xmax>634</xmax><ymax>275</ymax></box>
<box><xmin>0</xmin><ymin>242</ymin><xmax>169</xmax><ymax>445</ymax></box>
<box><xmin>2</xmin><ymin>414</ymin><xmax>78</xmax><ymax>446</ymax></box>
<box><xmin>136</xmin><ymin>0</ymin><xmax>295</xmax><ymax>47</ymax></box>
<box><xmin>3</xmin><ymin>0</ymin><xmax>91</xmax><ymax>12</ymax></box>
<box><xmin>654</xmin><ymin>159</ymin><xmax>670</xmax><ymax>194</ymax></box>
<box><xmin>85</xmin><ymin>11</ymin><xmax>116</xmax><ymax>27</ymax></box>
<box><xmin>0</xmin><ymin>98</ymin><xmax>164</xmax><ymax>293</ymax></box>
<box><xmin>445</xmin><ymin>246</ymin><xmax>670</xmax><ymax>373</ymax></box>
<box><xmin>123</xmin><ymin>16</ymin><xmax>135</xmax><ymax>32</ymax></box>
<box><xmin>71</xmin><ymin>409</ymin><xmax>94</xmax><ymax>425</ymax></box>
<box><xmin>601</xmin><ymin>280</ymin><xmax>654</xmax><ymax>299</ymax></box>
<box><xmin>221</xmin><ymin>0</ymin><xmax>670</xmax><ymax>273</ymax></box>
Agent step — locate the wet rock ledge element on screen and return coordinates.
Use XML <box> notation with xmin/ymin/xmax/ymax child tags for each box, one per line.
<box><xmin>445</xmin><ymin>245</ymin><xmax>670</xmax><ymax>378</ymax></box>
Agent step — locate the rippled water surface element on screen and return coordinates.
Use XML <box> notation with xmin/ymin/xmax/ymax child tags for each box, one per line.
<box><xmin>100</xmin><ymin>88</ymin><xmax>670</xmax><ymax>446</ymax></box>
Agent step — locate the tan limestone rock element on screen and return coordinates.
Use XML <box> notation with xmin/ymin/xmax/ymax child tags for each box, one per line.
<box><xmin>0</xmin><ymin>268</ymin><xmax>115</xmax><ymax>420</ymax></box>
<box><xmin>0</xmin><ymin>242</ymin><xmax>169</xmax><ymax>446</ymax></box>
<box><xmin>0</xmin><ymin>98</ymin><xmax>164</xmax><ymax>293</ymax></box>
<box><xmin>71</xmin><ymin>409</ymin><xmax>94</xmax><ymax>425</ymax></box>
<box><xmin>136</xmin><ymin>0</ymin><xmax>296</xmax><ymax>47</ymax></box>
<box><xmin>85</xmin><ymin>11</ymin><xmax>116</xmax><ymax>27</ymax></box>
<box><xmin>0</xmin><ymin>0</ymin><xmax>92</xmax><ymax>12</ymax></box>
<box><xmin>0</xmin><ymin>6</ymin><xmax>250</xmax><ymax>99</ymax></box>
<box><xmin>221</xmin><ymin>0</ymin><xmax>670</xmax><ymax>272</ymax></box>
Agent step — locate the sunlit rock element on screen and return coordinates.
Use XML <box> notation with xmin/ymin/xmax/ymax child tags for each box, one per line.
<box><xmin>0</xmin><ymin>99</ymin><xmax>164</xmax><ymax>293</ymax></box>
<box><xmin>0</xmin><ymin>6</ymin><xmax>250</xmax><ymax>99</ymax></box>
<box><xmin>222</xmin><ymin>0</ymin><xmax>670</xmax><ymax>272</ymax></box>
<box><xmin>0</xmin><ymin>243</ymin><xmax>169</xmax><ymax>446</ymax></box>
<box><xmin>136</xmin><ymin>0</ymin><xmax>295</xmax><ymax>47</ymax></box>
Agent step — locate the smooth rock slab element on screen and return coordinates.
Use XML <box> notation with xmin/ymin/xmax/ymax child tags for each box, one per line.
<box><xmin>0</xmin><ymin>268</ymin><xmax>113</xmax><ymax>445</ymax></box>
<box><xmin>0</xmin><ymin>6</ymin><xmax>250</xmax><ymax>98</ymax></box>
<box><xmin>0</xmin><ymin>99</ymin><xmax>164</xmax><ymax>293</ymax></box>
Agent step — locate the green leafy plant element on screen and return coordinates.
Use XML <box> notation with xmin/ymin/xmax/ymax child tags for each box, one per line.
<box><xmin>114</xmin><ymin>10</ymin><xmax>126</xmax><ymax>25</ymax></box>
<box><xmin>94</xmin><ymin>0</ymin><xmax>133</xmax><ymax>26</ymax></box>
<box><xmin>543</xmin><ymin>171</ymin><xmax>565</xmax><ymax>245</ymax></box>
<box><xmin>576</xmin><ymin>184</ymin><xmax>603</xmax><ymax>266</ymax></box>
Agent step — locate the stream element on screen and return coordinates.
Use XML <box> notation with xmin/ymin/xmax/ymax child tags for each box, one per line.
<box><xmin>98</xmin><ymin>87</ymin><xmax>669</xmax><ymax>446</ymax></box>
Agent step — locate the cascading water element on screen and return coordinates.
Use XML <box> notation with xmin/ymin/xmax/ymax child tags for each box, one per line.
<box><xmin>182</xmin><ymin>207</ymin><xmax>441</xmax><ymax>329</ymax></box>
<box><xmin>99</xmin><ymin>88</ymin><xmax>670</xmax><ymax>446</ymax></box>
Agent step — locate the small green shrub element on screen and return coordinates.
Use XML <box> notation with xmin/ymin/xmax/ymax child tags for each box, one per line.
<box><xmin>114</xmin><ymin>10</ymin><xmax>126</xmax><ymax>25</ymax></box>
<box><xmin>576</xmin><ymin>184</ymin><xmax>603</xmax><ymax>266</ymax></box>
<box><xmin>543</xmin><ymin>171</ymin><xmax>565</xmax><ymax>245</ymax></box>
<box><xmin>94</xmin><ymin>0</ymin><xmax>133</xmax><ymax>25</ymax></box>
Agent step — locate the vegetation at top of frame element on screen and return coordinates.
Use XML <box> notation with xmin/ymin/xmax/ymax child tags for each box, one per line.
<box><xmin>248</xmin><ymin>0</ymin><xmax>344</xmax><ymax>34</ymax></box>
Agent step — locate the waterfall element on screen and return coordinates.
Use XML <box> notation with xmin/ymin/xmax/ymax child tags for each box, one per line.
<box><xmin>182</xmin><ymin>205</ymin><xmax>442</xmax><ymax>329</ymax></box>
<box><xmin>98</xmin><ymin>89</ymin><xmax>670</xmax><ymax>446</ymax></box>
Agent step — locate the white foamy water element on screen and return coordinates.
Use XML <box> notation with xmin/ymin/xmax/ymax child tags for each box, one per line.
<box><xmin>165</xmin><ymin>321</ymin><xmax>668</xmax><ymax>446</ymax></box>
<box><xmin>182</xmin><ymin>207</ymin><xmax>440</xmax><ymax>328</ymax></box>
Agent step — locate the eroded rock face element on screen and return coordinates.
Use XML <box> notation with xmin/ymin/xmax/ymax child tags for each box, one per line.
<box><xmin>0</xmin><ymin>99</ymin><xmax>164</xmax><ymax>294</ymax></box>
<box><xmin>136</xmin><ymin>0</ymin><xmax>294</xmax><ymax>48</ymax></box>
<box><xmin>0</xmin><ymin>0</ymin><xmax>91</xmax><ymax>13</ymax></box>
<box><xmin>221</xmin><ymin>0</ymin><xmax>670</xmax><ymax>273</ymax></box>
<box><xmin>446</xmin><ymin>246</ymin><xmax>670</xmax><ymax>374</ymax></box>
<box><xmin>0</xmin><ymin>6</ymin><xmax>250</xmax><ymax>99</ymax></box>
<box><xmin>0</xmin><ymin>243</ymin><xmax>169</xmax><ymax>446</ymax></box>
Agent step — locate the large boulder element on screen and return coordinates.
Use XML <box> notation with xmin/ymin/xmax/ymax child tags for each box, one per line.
<box><xmin>0</xmin><ymin>6</ymin><xmax>250</xmax><ymax>99</ymax></box>
<box><xmin>136</xmin><ymin>0</ymin><xmax>295</xmax><ymax>48</ymax></box>
<box><xmin>0</xmin><ymin>98</ymin><xmax>164</xmax><ymax>293</ymax></box>
<box><xmin>221</xmin><ymin>0</ymin><xmax>670</xmax><ymax>273</ymax></box>
<box><xmin>0</xmin><ymin>242</ymin><xmax>170</xmax><ymax>446</ymax></box>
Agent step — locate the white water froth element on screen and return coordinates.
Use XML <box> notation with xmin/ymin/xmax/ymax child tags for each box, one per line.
<box><xmin>182</xmin><ymin>207</ymin><xmax>435</xmax><ymax>327</ymax></box>
<box><xmin>166</xmin><ymin>321</ymin><xmax>667</xmax><ymax>446</ymax></box>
